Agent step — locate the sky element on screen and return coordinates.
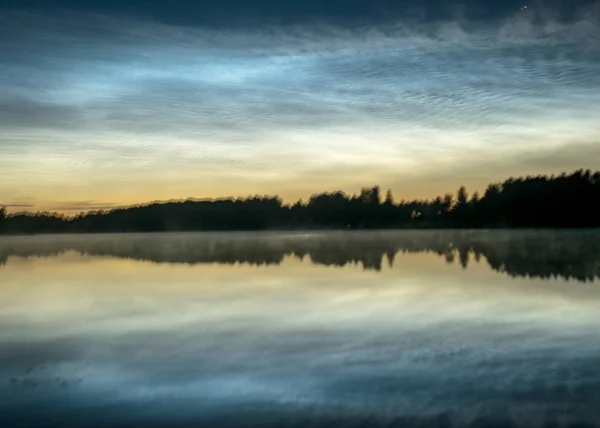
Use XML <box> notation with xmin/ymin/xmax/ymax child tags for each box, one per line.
<box><xmin>1</xmin><ymin>0</ymin><xmax>599</xmax><ymax>213</ymax></box>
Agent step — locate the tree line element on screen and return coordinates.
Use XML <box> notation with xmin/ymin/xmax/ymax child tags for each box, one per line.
<box><xmin>1</xmin><ymin>230</ymin><xmax>599</xmax><ymax>282</ymax></box>
<box><xmin>1</xmin><ymin>169</ymin><xmax>599</xmax><ymax>234</ymax></box>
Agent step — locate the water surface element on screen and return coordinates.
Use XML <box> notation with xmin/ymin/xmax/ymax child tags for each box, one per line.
<box><xmin>1</xmin><ymin>231</ymin><xmax>599</xmax><ymax>427</ymax></box>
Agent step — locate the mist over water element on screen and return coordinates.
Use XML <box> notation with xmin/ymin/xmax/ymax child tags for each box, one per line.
<box><xmin>0</xmin><ymin>231</ymin><xmax>599</xmax><ymax>427</ymax></box>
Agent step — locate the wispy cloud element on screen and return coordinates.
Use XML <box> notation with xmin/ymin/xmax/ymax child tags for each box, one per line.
<box><xmin>0</xmin><ymin>203</ymin><xmax>35</xmax><ymax>208</ymax></box>
<box><xmin>49</xmin><ymin>201</ymin><xmax>119</xmax><ymax>212</ymax></box>
<box><xmin>0</xmin><ymin>9</ymin><xmax>599</xmax><ymax>210</ymax></box>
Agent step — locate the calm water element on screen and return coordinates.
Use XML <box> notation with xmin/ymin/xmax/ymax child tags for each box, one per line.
<box><xmin>1</xmin><ymin>230</ymin><xmax>599</xmax><ymax>428</ymax></box>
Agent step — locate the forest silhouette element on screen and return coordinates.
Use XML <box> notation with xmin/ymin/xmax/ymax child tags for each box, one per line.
<box><xmin>1</xmin><ymin>169</ymin><xmax>599</xmax><ymax>234</ymax></box>
<box><xmin>1</xmin><ymin>230</ymin><xmax>598</xmax><ymax>282</ymax></box>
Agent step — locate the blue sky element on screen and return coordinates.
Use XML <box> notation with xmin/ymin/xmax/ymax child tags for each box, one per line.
<box><xmin>1</xmin><ymin>1</ymin><xmax>599</xmax><ymax>212</ymax></box>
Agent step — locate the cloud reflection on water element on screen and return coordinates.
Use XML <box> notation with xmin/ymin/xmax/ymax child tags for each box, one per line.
<box><xmin>0</xmin><ymin>231</ymin><xmax>599</xmax><ymax>427</ymax></box>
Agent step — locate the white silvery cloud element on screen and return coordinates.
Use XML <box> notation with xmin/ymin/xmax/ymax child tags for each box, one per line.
<box><xmin>0</xmin><ymin>10</ymin><xmax>599</xmax><ymax>210</ymax></box>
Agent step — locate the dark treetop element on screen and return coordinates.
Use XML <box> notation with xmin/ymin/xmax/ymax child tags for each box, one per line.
<box><xmin>1</xmin><ymin>169</ymin><xmax>600</xmax><ymax>234</ymax></box>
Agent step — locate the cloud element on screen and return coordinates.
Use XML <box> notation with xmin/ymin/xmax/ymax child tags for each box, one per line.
<box><xmin>518</xmin><ymin>140</ymin><xmax>600</xmax><ymax>171</ymax></box>
<box><xmin>0</xmin><ymin>10</ymin><xmax>599</xmax><ymax>209</ymax></box>
<box><xmin>2</xmin><ymin>14</ymin><xmax>598</xmax><ymax>138</ymax></box>
<box><xmin>49</xmin><ymin>201</ymin><xmax>119</xmax><ymax>212</ymax></box>
<box><xmin>0</xmin><ymin>337</ymin><xmax>84</xmax><ymax>373</ymax></box>
<box><xmin>0</xmin><ymin>204</ymin><xmax>35</xmax><ymax>209</ymax></box>
<box><xmin>0</xmin><ymin>97</ymin><xmax>86</xmax><ymax>132</ymax></box>
<box><xmin>2</xmin><ymin>0</ymin><xmax>598</xmax><ymax>29</ymax></box>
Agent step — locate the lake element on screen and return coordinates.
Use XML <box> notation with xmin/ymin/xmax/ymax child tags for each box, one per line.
<box><xmin>1</xmin><ymin>230</ymin><xmax>599</xmax><ymax>427</ymax></box>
